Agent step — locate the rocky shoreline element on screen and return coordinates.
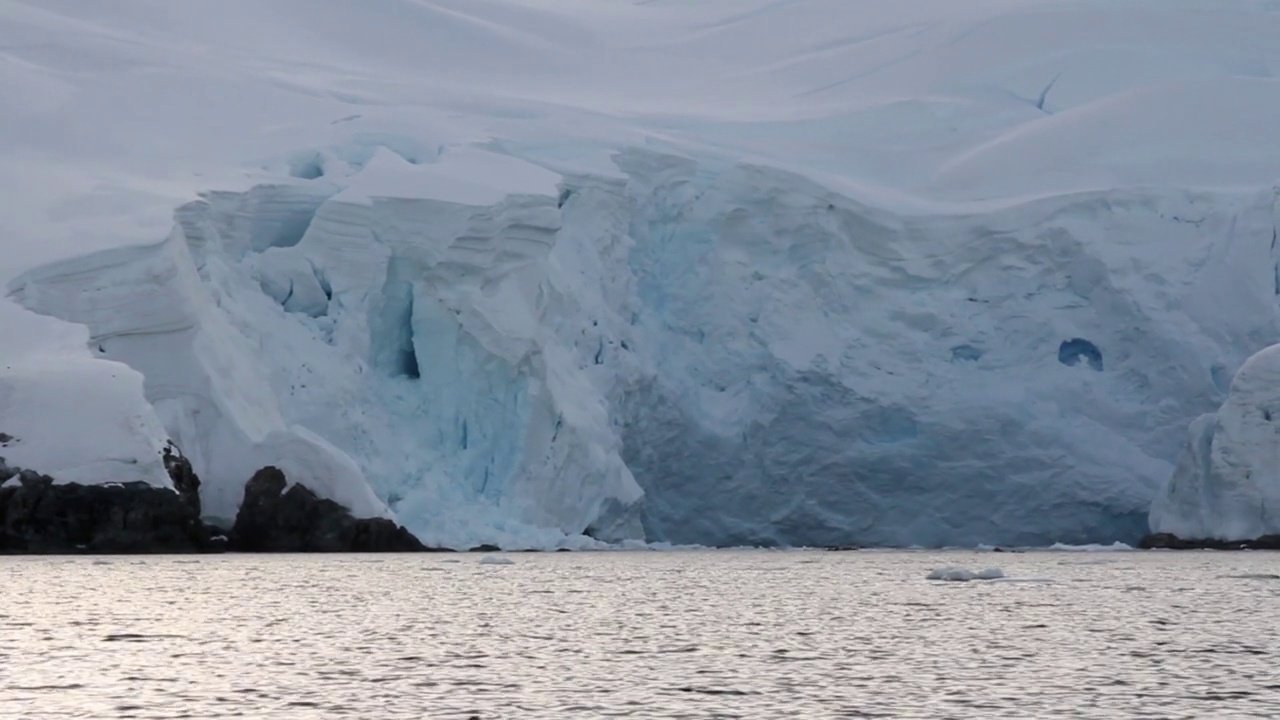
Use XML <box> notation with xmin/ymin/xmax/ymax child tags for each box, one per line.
<box><xmin>0</xmin><ymin>451</ymin><xmax>430</xmax><ymax>554</ymax></box>
<box><xmin>13</xmin><ymin>448</ymin><xmax>1280</xmax><ymax>554</ymax></box>
<box><xmin>231</xmin><ymin>466</ymin><xmax>427</xmax><ymax>552</ymax></box>
<box><xmin>1138</xmin><ymin>533</ymin><xmax>1280</xmax><ymax>551</ymax></box>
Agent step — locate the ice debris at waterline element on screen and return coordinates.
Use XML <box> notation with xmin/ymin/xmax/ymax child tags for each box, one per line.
<box><xmin>927</xmin><ymin>567</ymin><xmax>1006</xmax><ymax>582</ymax></box>
<box><xmin>1148</xmin><ymin>344</ymin><xmax>1280</xmax><ymax>548</ymax></box>
<box><xmin>479</xmin><ymin>555</ymin><xmax>515</xmax><ymax>566</ymax></box>
<box><xmin>5</xmin><ymin>1</ymin><xmax>1280</xmax><ymax>550</ymax></box>
<box><xmin>1045</xmin><ymin>542</ymin><xmax>1135</xmax><ymax>552</ymax></box>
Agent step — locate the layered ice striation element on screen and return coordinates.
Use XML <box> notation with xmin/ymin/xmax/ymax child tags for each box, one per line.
<box><xmin>14</xmin><ymin>145</ymin><xmax>1279</xmax><ymax>548</ymax></box>
<box><xmin>1149</xmin><ymin>344</ymin><xmax>1280</xmax><ymax>541</ymax></box>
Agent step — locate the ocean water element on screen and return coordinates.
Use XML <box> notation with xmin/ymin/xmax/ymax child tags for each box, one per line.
<box><xmin>1</xmin><ymin>550</ymin><xmax>1278</xmax><ymax>719</ymax></box>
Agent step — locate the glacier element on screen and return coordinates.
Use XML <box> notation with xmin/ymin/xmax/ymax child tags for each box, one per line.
<box><xmin>1150</xmin><ymin>344</ymin><xmax>1280</xmax><ymax>542</ymax></box>
<box><xmin>3</xmin><ymin>0</ymin><xmax>1280</xmax><ymax>548</ymax></box>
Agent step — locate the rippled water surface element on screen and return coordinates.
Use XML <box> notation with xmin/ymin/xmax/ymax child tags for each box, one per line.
<box><xmin>3</xmin><ymin>550</ymin><xmax>1280</xmax><ymax>718</ymax></box>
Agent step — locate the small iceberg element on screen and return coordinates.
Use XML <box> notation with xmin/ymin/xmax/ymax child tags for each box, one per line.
<box><xmin>927</xmin><ymin>566</ymin><xmax>1005</xmax><ymax>582</ymax></box>
<box><xmin>479</xmin><ymin>555</ymin><xmax>514</xmax><ymax>566</ymax></box>
<box><xmin>1046</xmin><ymin>541</ymin><xmax>1133</xmax><ymax>552</ymax></box>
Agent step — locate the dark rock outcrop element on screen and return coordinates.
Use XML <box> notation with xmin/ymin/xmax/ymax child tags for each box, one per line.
<box><xmin>229</xmin><ymin>466</ymin><xmax>427</xmax><ymax>552</ymax></box>
<box><xmin>162</xmin><ymin>442</ymin><xmax>202</xmax><ymax>517</ymax></box>
<box><xmin>0</xmin><ymin>449</ymin><xmax>430</xmax><ymax>554</ymax></box>
<box><xmin>1139</xmin><ymin>532</ymin><xmax>1280</xmax><ymax>550</ymax></box>
<box><xmin>0</xmin><ymin>457</ymin><xmax>219</xmax><ymax>554</ymax></box>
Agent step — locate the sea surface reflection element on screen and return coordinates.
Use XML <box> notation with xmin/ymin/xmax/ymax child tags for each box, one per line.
<box><xmin>2</xmin><ymin>549</ymin><xmax>1279</xmax><ymax>718</ymax></box>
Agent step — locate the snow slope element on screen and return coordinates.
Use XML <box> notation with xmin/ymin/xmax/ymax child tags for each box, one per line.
<box><xmin>2</xmin><ymin>0</ymin><xmax>1279</xmax><ymax>546</ymax></box>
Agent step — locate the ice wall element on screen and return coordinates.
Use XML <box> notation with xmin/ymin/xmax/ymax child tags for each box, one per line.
<box><xmin>1149</xmin><ymin>344</ymin><xmax>1280</xmax><ymax>541</ymax></box>
<box><xmin>611</xmin><ymin>155</ymin><xmax>1280</xmax><ymax>546</ymax></box>
<box><xmin>167</xmin><ymin>173</ymin><xmax>647</xmax><ymax>549</ymax></box>
<box><xmin>10</xmin><ymin>223</ymin><xmax>391</xmax><ymax>524</ymax></box>
<box><xmin>15</xmin><ymin>145</ymin><xmax>1276</xmax><ymax>547</ymax></box>
<box><xmin>8</xmin><ymin>0</ymin><xmax>1280</xmax><ymax>548</ymax></box>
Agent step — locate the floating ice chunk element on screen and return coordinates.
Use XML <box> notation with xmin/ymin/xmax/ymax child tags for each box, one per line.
<box><xmin>1046</xmin><ymin>542</ymin><xmax>1134</xmax><ymax>552</ymax></box>
<box><xmin>927</xmin><ymin>566</ymin><xmax>975</xmax><ymax>581</ymax></box>
<box><xmin>927</xmin><ymin>566</ymin><xmax>1005</xmax><ymax>581</ymax></box>
<box><xmin>643</xmin><ymin>541</ymin><xmax>703</xmax><ymax>551</ymax></box>
<box><xmin>479</xmin><ymin>555</ymin><xmax>514</xmax><ymax>565</ymax></box>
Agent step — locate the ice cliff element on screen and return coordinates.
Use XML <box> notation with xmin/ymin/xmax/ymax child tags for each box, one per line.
<box><xmin>1150</xmin><ymin>344</ymin><xmax>1280</xmax><ymax>542</ymax></box>
<box><xmin>4</xmin><ymin>0</ymin><xmax>1280</xmax><ymax>548</ymax></box>
<box><xmin>14</xmin><ymin>152</ymin><xmax>1280</xmax><ymax>548</ymax></box>
<box><xmin>9</xmin><ymin>233</ymin><xmax>392</xmax><ymax>525</ymax></box>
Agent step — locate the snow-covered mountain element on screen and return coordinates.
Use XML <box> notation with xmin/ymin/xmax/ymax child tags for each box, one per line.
<box><xmin>3</xmin><ymin>0</ymin><xmax>1279</xmax><ymax>548</ymax></box>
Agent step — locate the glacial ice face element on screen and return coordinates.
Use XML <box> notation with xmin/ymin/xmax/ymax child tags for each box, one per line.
<box><xmin>8</xmin><ymin>0</ymin><xmax>1280</xmax><ymax>550</ymax></box>
<box><xmin>612</xmin><ymin>155</ymin><xmax>1280</xmax><ymax>547</ymax></box>
<box><xmin>14</xmin><ymin>145</ymin><xmax>1276</xmax><ymax>548</ymax></box>
<box><xmin>1149</xmin><ymin>344</ymin><xmax>1280</xmax><ymax>541</ymax></box>
<box><xmin>170</xmin><ymin>177</ymin><xmax>646</xmax><ymax>548</ymax></box>
<box><xmin>9</xmin><ymin>226</ymin><xmax>391</xmax><ymax>523</ymax></box>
